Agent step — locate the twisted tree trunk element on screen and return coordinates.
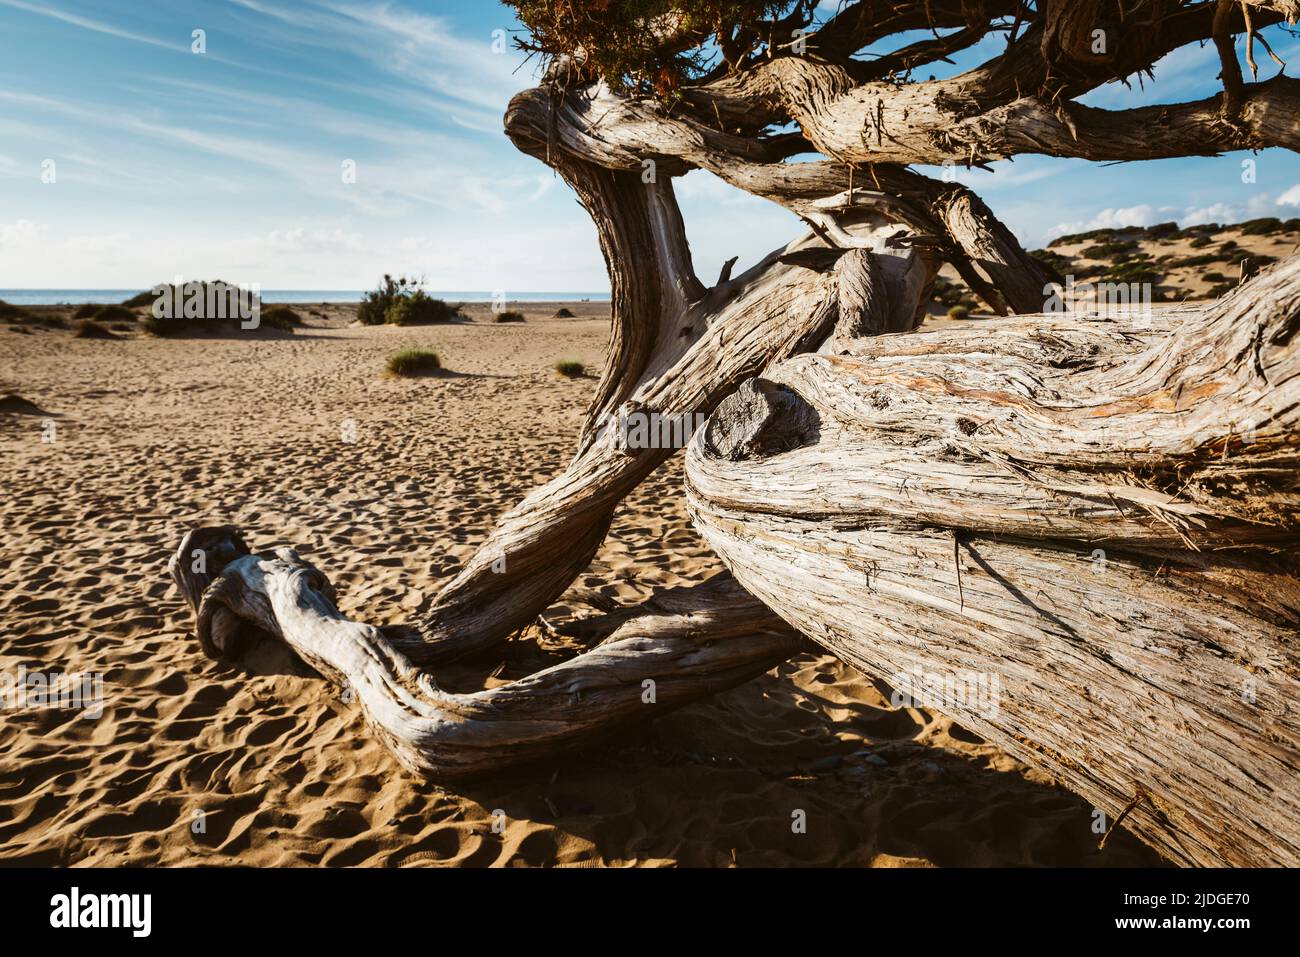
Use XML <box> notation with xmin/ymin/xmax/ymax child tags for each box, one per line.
<box><xmin>685</xmin><ymin>258</ymin><xmax>1300</xmax><ymax>866</ymax></box>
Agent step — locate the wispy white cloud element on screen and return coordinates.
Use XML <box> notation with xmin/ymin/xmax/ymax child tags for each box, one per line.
<box><xmin>1050</xmin><ymin>185</ymin><xmax>1300</xmax><ymax>237</ymax></box>
<box><xmin>1047</xmin><ymin>204</ymin><xmax>1160</xmax><ymax>239</ymax></box>
<box><xmin>325</xmin><ymin>1</ymin><xmax>523</xmax><ymax>112</ymax></box>
<box><xmin>0</xmin><ymin>88</ymin><xmax>528</xmax><ymax>217</ymax></box>
<box><xmin>218</xmin><ymin>0</ymin><xmax>525</xmax><ymax>127</ymax></box>
<box><xmin>0</xmin><ymin>218</ymin><xmax>48</xmax><ymax>247</ymax></box>
<box><xmin>0</xmin><ymin>215</ymin><xmax>608</xmax><ymax>290</ymax></box>
<box><xmin>0</xmin><ymin>0</ymin><xmax>184</xmax><ymax>51</ymax></box>
<box><xmin>1183</xmin><ymin>186</ymin><xmax>1300</xmax><ymax>226</ymax></box>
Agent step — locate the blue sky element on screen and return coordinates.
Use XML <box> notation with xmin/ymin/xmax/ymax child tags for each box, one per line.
<box><xmin>1</xmin><ymin>0</ymin><xmax>1297</xmax><ymax>291</ymax></box>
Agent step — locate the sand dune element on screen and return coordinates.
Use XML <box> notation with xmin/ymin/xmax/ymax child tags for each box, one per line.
<box><xmin>0</xmin><ymin>303</ymin><xmax>1161</xmax><ymax>866</ymax></box>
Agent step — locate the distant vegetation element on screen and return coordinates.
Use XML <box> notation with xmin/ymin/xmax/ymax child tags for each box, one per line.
<box><xmin>554</xmin><ymin>360</ymin><xmax>585</xmax><ymax>378</ymax></box>
<box><xmin>1047</xmin><ymin>221</ymin><xmax>1290</xmax><ymax>301</ymax></box>
<box><xmin>494</xmin><ymin>310</ymin><xmax>526</xmax><ymax>323</ymax></box>
<box><xmin>1046</xmin><ymin>219</ymin><xmax>1298</xmax><ymax>250</ymax></box>
<box><xmin>1240</xmin><ymin>217</ymin><xmax>1291</xmax><ymax>236</ymax></box>
<box><xmin>359</xmin><ymin>275</ymin><xmax>465</xmax><ymax>326</ymax></box>
<box><xmin>260</xmin><ymin>305</ymin><xmax>302</xmax><ymax>330</ymax></box>
<box><xmin>2</xmin><ymin>300</ymin><xmax>65</xmax><ymax>328</ymax></box>
<box><xmin>73</xmin><ymin>319</ymin><xmax>117</xmax><ymax>339</ymax></box>
<box><xmin>142</xmin><ymin>314</ymin><xmax>172</xmax><ymax>336</ymax></box>
<box><xmin>0</xmin><ymin>299</ymin><xmax>33</xmax><ymax>321</ymax></box>
<box><xmin>90</xmin><ymin>304</ymin><xmax>136</xmax><ymax>324</ymax></box>
<box><xmin>1079</xmin><ymin>241</ymin><xmax>1138</xmax><ymax>260</ymax></box>
<box><xmin>140</xmin><ymin>280</ymin><xmax>265</xmax><ymax>336</ymax></box>
<box><xmin>930</xmin><ymin>276</ymin><xmax>980</xmax><ymax>313</ymax></box>
<box><xmin>553</xmin><ymin>307</ymin><xmax>575</xmax><ymax>318</ymax></box>
<box><xmin>1103</xmin><ymin>257</ymin><xmax>1161</xmax><ymax>286</ymax></box>
<box><xmin>930</xmin><ymin>218</ymin><xmax>1298</xmax><ymax>313</ymax></box>
<box><xmin>386</xmin><ymin>347</ymin><xmax>442</xmax><ymax>376</ymax></box>
<box><xmin>388</xmin><ymin>291</ymin><xmax>463</xmax><ymax>326</ymax></box>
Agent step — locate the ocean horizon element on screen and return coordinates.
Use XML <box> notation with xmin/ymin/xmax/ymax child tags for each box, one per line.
<box><xmin>0</xmin><ymin>289</ymin><xmax>613</xmax><ymax>306</ymax></box>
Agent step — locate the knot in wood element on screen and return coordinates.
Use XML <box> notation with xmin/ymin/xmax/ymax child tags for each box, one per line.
<box><xmin>703</xmin><ymin>378</ymin><xmax>820</xmax><ymax>461</ymax></box>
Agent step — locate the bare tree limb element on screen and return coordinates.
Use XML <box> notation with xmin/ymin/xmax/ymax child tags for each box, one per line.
<box><xmin>170</xmin><ymin>529</ymin><xmax>805</xmax><ymax>778</ymax></box>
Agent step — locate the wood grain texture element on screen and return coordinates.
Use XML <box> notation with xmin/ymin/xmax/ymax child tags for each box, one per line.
<box><xmin>686</xmin><ymin>257</ymin><xmax>1300</xmax><ymax>866</ymax></box>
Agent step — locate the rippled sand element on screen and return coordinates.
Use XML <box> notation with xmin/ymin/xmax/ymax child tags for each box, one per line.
<box><xmin>0</xmin><ymin>302</ymin><xmax>1161</xmax><ymax>866</ymax></box>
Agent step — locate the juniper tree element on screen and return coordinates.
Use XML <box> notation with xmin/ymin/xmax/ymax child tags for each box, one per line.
<box><xmin>172</xmin><ymin>1</ymin><xmax>1300</xmax><ymax>866</ymax></box>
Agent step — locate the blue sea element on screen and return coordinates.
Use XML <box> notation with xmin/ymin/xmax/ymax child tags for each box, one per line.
<box><xmin>0</xmin><ymin>289</ymin><xmax>612</xmax><ymax>306</ymax></box>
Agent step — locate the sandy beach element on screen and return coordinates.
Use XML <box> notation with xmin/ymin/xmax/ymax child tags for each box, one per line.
<box><xmin>0</xmin><ymin>301</ymin><xmax>1162</xmax><ymax>867</ymax></box>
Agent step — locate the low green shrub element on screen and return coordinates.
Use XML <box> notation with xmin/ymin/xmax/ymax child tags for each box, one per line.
<box><xmin>386</xmin><ymin>347</ymin><xmax>442</xmax><ymax>376</ymax></box>
<box><xmin>74</xmin><ymin>319</ymin><xmax>117</xmax><ymax>339</ymax></box>
<box><xmin>1048</xmin><ymin>227</ymin><xmax>1120</xmax><ymax>248</ymax></box>
<box><xmin>1222</xmin><ymin>252</ymin><xmax>1274</xmax><ymax>270</ymax></box>
<box><xmin>1239</xmin><ymin>217</ymin><xmax>1282</xmax><ymax>236</ymax></box>
<box><xmin>0</xmin><ymin>299</ymin><xmax>32</xmax><ymax>321</ymax></box>
<box><xmin>358</xmin><ymin>274</ymin><xmax>408</xmax><ymax>325</ymax></box>
<box><xmin>93</xmin><ymin>304</ymin><xmax>136</xmax><ymax>323</ymax></box>
<box><xmin>930</xmin><ymin>276</ymin><xmax>975</xmax><ymax>307</ymax></box>
<box><xmin>1104</xmin><ymin>260</ymin><xmax>1160</xmax><ymax>285</ymax></box>
<box><xmin>260</xmin><ymin>305</ymin><xmax>301</xmax><ymax>330</ymax></box>
<box><xmin>1080</xmin><ymin>240</ymin><xmax>1138</xmax><ymax>260</ymax></box>
<box><xmin>1175</xmin><ymin>253</ymin><xmax>1223</xmax><ymax>268</ymax></box>
<box><xmin>143</xmin><ymin>314</ymin><xmax>173</xmax><ymax>336</ymax></box>
<box><xmin>1071</xmin><ymin>263</ymin><xmax>1108</xmax><ymax>280</ymax></box>
<box><xmin>138</xmin><ymin>281</ymin><xmax>260</xmax><ymax>334</ymax></box>
<box><xmin>386</xmin><ymin>291</ymin><xmax>462</xmax><ymax>326</ymax></box>
<box><xmin>1029</xmin><ymin>249</ymin><xmax>1072</xmax><ymax>276</ymax></box>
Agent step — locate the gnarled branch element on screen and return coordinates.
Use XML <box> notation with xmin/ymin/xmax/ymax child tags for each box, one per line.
<box><xmin>169</xmin><ymin>528</ymin><xmax>805</xmax><ymax>778</ymax></box>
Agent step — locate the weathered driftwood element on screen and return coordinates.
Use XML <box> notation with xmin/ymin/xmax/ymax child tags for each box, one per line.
<box><xmin>168</xmin><ymin>528</ymin><xmax>804</xmax><ymax>778</ymax></box>
<box><xmin>685</xmin><ymin>257</ymin><xmax>1300</xmax><ymax>867</ymax></box>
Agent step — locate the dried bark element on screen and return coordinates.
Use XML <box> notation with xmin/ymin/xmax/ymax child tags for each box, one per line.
<box><xmin>685</xmin><ymin>257</ymin><xmax>1300</xmax><ymax>866</ymax></box>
